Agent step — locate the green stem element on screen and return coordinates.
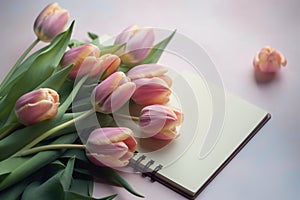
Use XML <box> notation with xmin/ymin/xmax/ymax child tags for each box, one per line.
<box><xmin>0</xmin><ymin>38</ymin><xmax>39</xmax><ymax>90</ymax></box>
<box><xmin>19</xmin><ymin>144</ymin><xmax>86</xmax><ymax>156</ymax></box>
<box><xmin>0</xmin><ymin>123</ymin><xmax>21</xmax><ymax>140</ymax></box>
<box><xmin>15</xmin><ymin>109</ymin><xmax>94</xmax><ymax>156</ymax></box>
<box><xmin>114</xmin><ymin>113</ymin><xmax>140</xmax><ymax>121</ymax></box>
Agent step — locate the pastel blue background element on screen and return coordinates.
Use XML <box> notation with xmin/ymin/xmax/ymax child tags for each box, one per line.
<box><xmin>0</xmin><ymin>0</ymin><xmax>299</xmax><ymax>199</ymax></box>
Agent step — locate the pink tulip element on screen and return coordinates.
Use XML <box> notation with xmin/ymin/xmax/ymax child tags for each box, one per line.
<box><xmin>91</xmin><ymin>72</ymin><xmax>136</xmax><ymax>113</ymax></box>
<box><xmin>127</xmin><ymin>64</ymin><xmax>172</xmax><ymax>87</ymax></box>
<box><xmin>139</xmin><ymin>105</ymin><xmax>183</xmax><ymax>140</ymax></box>
<box><xmin>253</xmin><ymin>46</ymin><xmax>287</xmax><ymax>73</ymax></box>
<box><xmin>96</xmin><ymin>54</ymin><xmax>121</xmax><ymax>79</ymax></box>
<box><xmin>34</xmin><ymin>2</ymin><xmax>70</xmax><ymax>42</ymax></box>
<box><xmin>14</xmin><ymin>88</ymin><xmax>59</xmax><ymax>125</ymax></box>
<box><xmin>86</xmin><ymin>127</ymin><xmax>137</xmax><ymax>168</ymax></box>
<box><xmin>114</xmin><ymin>25</ymin><xmax>155</xmax><ymax>65</ymax></box>
<box><xmin>131</xmin><ymin>77</ymin><xmax>171</xmax><ymax>106</ymax></box>
<box><xmin>60</xmin><ymin>44</ymin><xmax>101</xmax><ymax>79</ymax></box>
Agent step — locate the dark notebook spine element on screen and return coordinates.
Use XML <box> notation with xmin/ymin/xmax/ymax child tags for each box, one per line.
<box><xmin>129</xmin><ymin>153</ymin><xmax>163</xmax><ymax>182</ymax></box>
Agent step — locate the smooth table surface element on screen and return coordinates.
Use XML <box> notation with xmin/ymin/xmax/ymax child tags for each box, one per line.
<box><xmin>1</xmin><ymin>0</ymin><xmax>299</xmax><ymax>199</ymax></box>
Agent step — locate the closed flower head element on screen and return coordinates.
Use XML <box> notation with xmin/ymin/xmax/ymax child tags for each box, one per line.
<box><xmin>60</xmin><ymin>44</ymin><xmax>101</xmax><ymax>79</ymax></box>
<box><xmin>139</xmin><ymin>105</ymin><xmax>183</xmax><ymax>140</ymax></box>
<box><xmin>127</xmin><ymin>64</ymin><xmax>172</xmax><ymax>106</ymax></box>
<box><xmin>91</xmin><ymin>72</ymin><xmax>136</xmax><ymax>113</ymax></box>
<box><xmin>14</xmin><ymin>88</ymin><xmax>59</xmax><ymax>125</ymax></box>
<box><xmin>34</xmin><ymin>2</ymin><xmax>70</xmax><ymax>42</ymax></box>
<box><xmin>86</xmin><ymin>127</ymin><xmax>137</xmax><ymax>168</ymax></box>
<box><xmin>114</xmin><ymin>25</ymin><xmax>155</xmax><ymax>65</ymax></box>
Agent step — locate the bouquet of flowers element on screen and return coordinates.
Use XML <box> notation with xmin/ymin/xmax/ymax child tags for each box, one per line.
<box><xmin>0</xmin><ymin>2</ymin><xmax>183</xmax><ymax>199</ymax></box>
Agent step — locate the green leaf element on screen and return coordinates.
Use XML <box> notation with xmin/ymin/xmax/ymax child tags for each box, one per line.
<box><xmin>37</xmin><ymin>64</ymin><xmax>73</xmax><ymax>91</ymax></box>
<box><xmin>0</xmin><ymin>113</ymin><xmax>75</xmax><ymax>161</ymax></box>
<box><xmin>88</xmin><ymin>32</ymin><xmax>99</xmax><ymax>40</ymax></box>
<box><xmin>141</xmin><ymin>30</ymin><xmax>176</xmax><ymax>64</ymax></box>
<box><xmin>62</xmin><ymin>148</ymin><xmax>90</xmax><ymax>163</ymax></box>
<box><xmin>0</xmin><ymin>22</ymin><xmax>74</xmax><ymax>120</ymax></box>
<box><xmin>88</xmin><ymin>32</ymin><xmax>100</xmax><ymax>47</ymax></box>
<box><xmin>22</xmin><ymin>180</ymin><xmax>65</xmax><ymax>200</ymax></box>
<box><xmin>81</xmin><ymin>163</ymin><xmax>144</xmax><ymax>198</ymax></box>
<box><xmin>0</xmin><ymin>174</ymin><xmax>32</xmax><ymax>200</ymax></box>
<box><xmin>100</xmin><ymin>43</ymin><xmax>125</xmax><ymax>55</ymax></box>
<box><xmin>67</xmin><ymin>177</ymin><xmax>93</xmax><ymax>197</ymax></box>
<box><xmin>68</xmin><ymin>39</ymin><xmax>85</xmax><ymax>48</ymax></box>
<box><xmin>0</xmin><ymin>75</ymin><xmax>88</xmax><ymax>161</ymax></box>
<box><xmin>0</xmin><ymin>123</ymin><xmax>19</xmax><ymax>139</ymax></box>
<box><xmin>0</xmin><ymin>133</ymin><xmax>78</xmax><ymax>192</ymax></box>
<box><xmin>60</xmin><ymin>157</ymin><xmax>75</xmax><ymax>191</ymax></box>
<box><xmin>3</xmin><ymin>64</ymin><xmax>74</xmax><ymax>126</ymax></box>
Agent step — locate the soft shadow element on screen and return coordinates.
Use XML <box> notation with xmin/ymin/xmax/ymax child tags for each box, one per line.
<box><xmin>136</xmin><ymin>137</ymin><xmax>172</xmax><ymax>153</ymax></box>
<box><xmin>254</xmin><ymin>69</ymin><xmax>277</xmax><ymax>84</ymax></box>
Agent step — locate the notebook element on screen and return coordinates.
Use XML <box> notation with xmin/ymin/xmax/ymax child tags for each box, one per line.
<box><xmin>125</xmin><ymin>71</ymin><xmax>270</xmax><ymax>199</ymax></box>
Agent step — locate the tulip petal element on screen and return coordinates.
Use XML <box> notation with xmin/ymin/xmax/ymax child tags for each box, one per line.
<box><xmin>127</xmin><ymin>64</ymin><xmax>168</xmax><ymax>80</ymax></box>
<box><xmin>102</xmin><ymin>82</ymin><xmax>136</xmax><ymax>113</ymax></box>
<box><xmin>91</xmin><ymin>72</ymin><xmax>125</xmax><ymax>108</ymax></box>
<box><xmin>132</xmin><ymin>78</ymin><xmax>171</xmax><ymax>105</ymax></box>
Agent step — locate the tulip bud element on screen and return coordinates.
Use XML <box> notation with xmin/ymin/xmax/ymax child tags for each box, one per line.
<box><xmin>14</xmin><ymin>88</ymin><xmax>59</xmax><ymax>125</ymax></box>
<box><xmin>91</xmin><ymin>72</ymin><xmax>136</xmax><ymax>113</ymax></box>
<box><xmin>131</xmin><ymin>77</ymin><xmax>171</xmax><ymax>106</ymax></box>
<box><xmin>253</xmin><ymin>46</ymin><xmax>287</xmax><ymax>73</ymax></box>
<box><xmin>127</xmin><ymin>64</ymin><xmax>172</xmax><ymax>87</ymax></box>
<box><xmin>96</xmin><ymin>54</ymin><xmax>121</xmax><ymax>79</ymax></box>
<box><xmin>114</xmin><ymin>25</ymin><xmax>155</xmax><ymax>65</ymax></box>
<box><xmin>139</xmin><ymin>105</ymin><xmax>183</xmax><ymax>140</ymax></box>
<box><xmin>34</xmin><ymin>2</ymin><xmax>70</xmax><ymax>42</ymax></box>
<box><xmin>86</xmin><ymin>127</ymin><xmax>137</xmax><ymax>168</ymax></box>
<box><xmin>60</xmin><ymin>44</ymin><xmax>101</xmax><ymax>79</ymax></box>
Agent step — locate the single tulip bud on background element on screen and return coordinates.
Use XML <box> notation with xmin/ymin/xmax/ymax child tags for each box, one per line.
<box><xmin>253</xmin><ymin>46</ymin><xmax>287</xmax><ymax>73</ymax></box>
<box><xmin>139</xmin><ymin>105</ymin><xmax>183</xmax><ymax>140</ymax></box>
<box><xmin>114</xmin><ymin>25</ymin><xmax>155</xmax><ymax>65</ymax></box>
<box><xmin>86</xmin><ymin>127</ymin><xmax>137</xmax><ymax>168</ymax></box>
<box><xmin>91</xmin><ymin>72</ymin><xmax>136</xmax><ymax>113</ymax></box>
<box><xmin>14</xmin><ymin>88</ymin><xmax>60</xmax><ymax>125</ymax></box>
<box><xmin>34</xmin><ymin>2</ymin><xmax>70</xmax><ymax>42</ymax></box>
<box><xmin>60</xmin><ymin>44</ymin><xmax>101</xmax><ymax>79</ymax></box>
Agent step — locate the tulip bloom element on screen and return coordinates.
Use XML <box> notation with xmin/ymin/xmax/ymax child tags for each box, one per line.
<box><xmin>253</xmin><ymin>46</ymin><xmax>287</xmax><ymax>73</ymax></box>
<box><xmin>86</xmin><ymin>127</ymin><xmax>137</xmax><ymax>168</ymax></box>
<box><xmin>114</xmin><ymin>25</ymin><xmax>155</xmax><ymax>65</ymax></box>
<box><xmin>139</xmin><ymin>105</ymin><xmax>183</xmax><ymax>140</ymax></box>
<box><xmin>34</xmin><ymin>2</ymin><xmax>70</xmax><ymax>42</ymax></box>
<box><xmin>60</xmin><ymin>44</ymin><xmax>101</xmax><ymax>79</ymax></box>
<box><xmin>131</xmin><ymin>78</ymin><xmax>171</xmax><ymax>106</ymax></box>
<box><xmin>97</xmin><ymin>54</ymin><xmax>121</xmax><ymax>79</ymax></box>
<box><xmin>127</xmin><ymin>64</ymin><xmax>172</xmax><ymax>87</ymax></box>
<box><xmin>14</xmin><ymin>88</ymin><xmax>59</xmax><ymax>125</ymax></box>
<box><xmin>91</xmin><ymin>72</ymin><xmax>136</xmax><ymax>113</ymax></box>
<box><xmin>127</xmin><ymin>64</ymin><xmax>172</xmax><ymax>105</ymax></box>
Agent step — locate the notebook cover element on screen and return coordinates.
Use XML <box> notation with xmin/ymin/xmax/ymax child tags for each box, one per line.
<box><xmin>128</xmin><ymin>72</ymin><xmax>270</xmax><ymax>199</ymax></box>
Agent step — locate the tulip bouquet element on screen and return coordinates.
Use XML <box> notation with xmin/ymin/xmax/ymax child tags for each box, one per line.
<box><xmin>0</xmin><ymin>2</ymin><xmax>183</xmax><ymax>200</ymax></box>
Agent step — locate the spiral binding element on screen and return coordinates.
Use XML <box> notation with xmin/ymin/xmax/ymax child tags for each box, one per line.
<box><xmin>151</xmin><ymin>164</ymin><xmax>163</xmax><ymax>182</ymax></box>
<box><xmin>132</xmin><ymin>154</ymin><xmax>163</xmax><ymax>182</ymax></box>
<box><xmin>142</xmin><ymin>160</ymin><xmax>154</xmax><ymax>177</ymax></box>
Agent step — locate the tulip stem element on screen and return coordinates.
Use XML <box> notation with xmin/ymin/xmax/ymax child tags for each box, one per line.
<box><xmin>15</xmin><ymin>109</ymin><xmax>94</xmax><ymax>156</ymax></box>
<box><xmin>114</xmin><ymin>113</ymin><xmax>140</xmax><ymax>121</ymax></box>
<box><xmin>0</xmin><ymin>38</ymin><xmax>40</xmax><ymax>90</ymax></box>
<box><xmin>19</xmin><ymin>144</ymin><xmax>86</xmax><ymax>157</ymax></box>
<box><xmin>0</xmin><ymin>123</ymin><xmax>21</xmax><ymax>140</ymax></box>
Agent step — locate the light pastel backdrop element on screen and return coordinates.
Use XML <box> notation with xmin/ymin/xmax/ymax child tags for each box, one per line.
<box><xmin>0</xmin><ymin>0</ymin><xmax>299</xmax><ymax>199</ymax></box>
